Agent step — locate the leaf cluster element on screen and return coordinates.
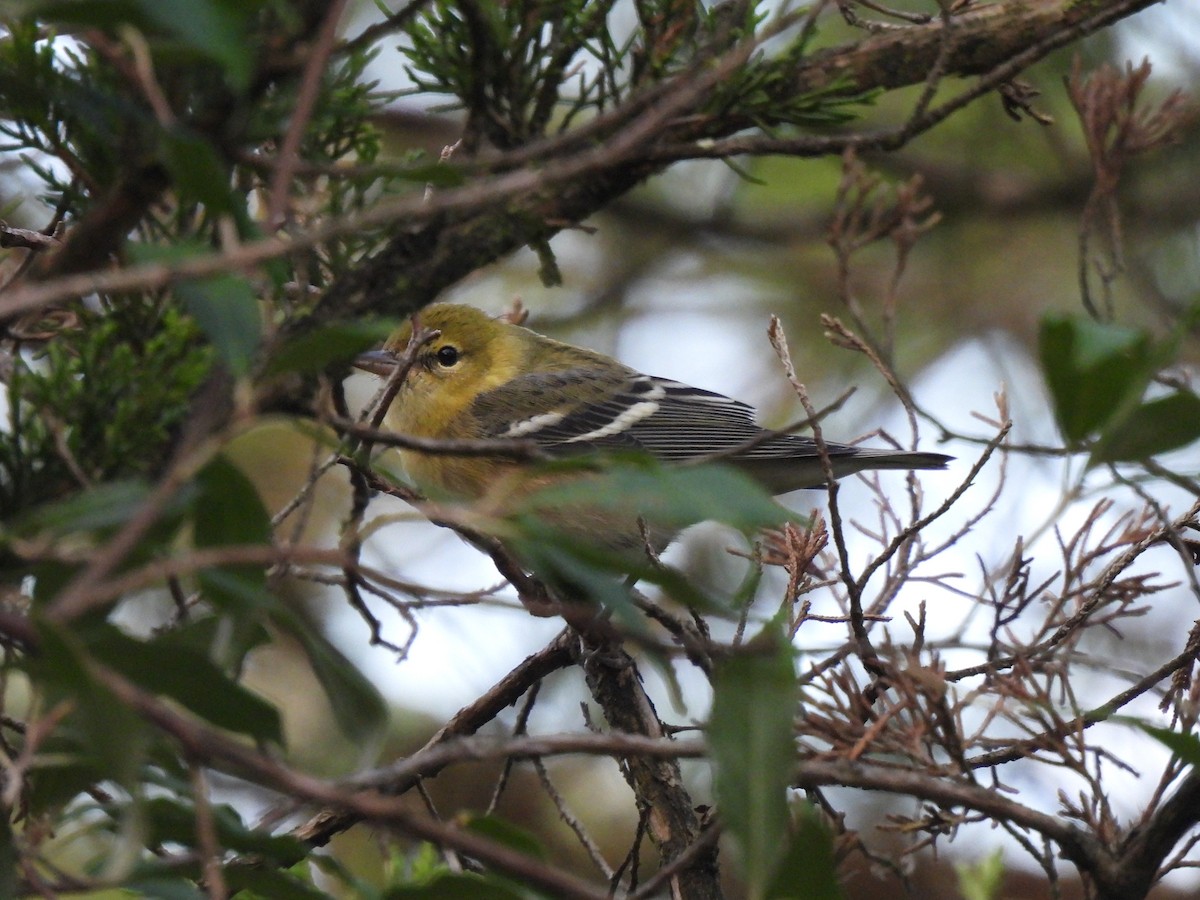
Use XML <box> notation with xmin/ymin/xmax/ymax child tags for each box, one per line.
<box><xmin>0</xmin><ymin>307</ymin><xmax>210</xmax><ymax>515</ymax></box>
<box><xmin>1</xmin><ymin>454</ymin><xmax>389</xmax><ymax>893</ymax></box>
<box><xmin>1040</xmin><ymin>313</ymin><xmax>1200</xmax><ymax>466</ymax></box>
<box><xmin>404</xmin><ymin>0</ymin><xmax>630</xmax><ymax>144</ymax></box>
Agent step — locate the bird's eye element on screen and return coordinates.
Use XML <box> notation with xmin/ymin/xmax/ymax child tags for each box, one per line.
<box><xmin>435</xmin><ymin>345</ymin><xmax>460</xmax><ymax>367</ymax></box>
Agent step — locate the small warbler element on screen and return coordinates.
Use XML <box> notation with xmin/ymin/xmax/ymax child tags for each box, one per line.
<box><xmin>354</xmin><ymin>305</ymin><xmax>950</xmax><ymax>527</ymax></box>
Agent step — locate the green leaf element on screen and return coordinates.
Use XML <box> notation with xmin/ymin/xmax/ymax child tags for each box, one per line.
<box><xmin>161</xmin><ymin>127</ymin><xmax>235</xmax><ymax>214</ymax></box>
<box><xmin>955</xmin><ymin>849</ymin><xmax>1006</xmax><ymax>900</ymax></box>
<box><xmin>400</xmin><ymin>842</ymin><xmax>448</xmax><ymax>884</ymax></box>
<box><xmin>25</xmin><ymin>758</ymin><xmax>108</xmax><ymax>816</ymax></box>
<box><xmin>223</xmin><ymin>864</ymin><xmax>331</xmax><ymax>899</ymax></box>
<box><xmin>191</xmin><ymin>454</ymin><xmax>274</xmax><ymax>614</ymax></box>
<box><xmin>1038</xmin><ymin>315</ymin><xmax>1157</xmax><ymax>444</ymax></box>
<box><xmin>31</xmin><ymin>0</ymin><xmax>256</xmax><ymax>89</ymax></box>
<box><xmin>765</xmin><ymin>803</ymin><xmax>843</xmax><ymax>900</ymax></box>
<box><xmin>33</xmin><ymin>620</ymin><xmax>146</xmax><ymax>789</ymax></box>
<box><xmin>177</xmin><ymin>274</ymin><xmax>261</xmax><ymax>377</ymax></box>
<box><xmin>308</xmin><ymin>851</ymin><xmax>381</xmax><ymax>896</ymax></box>
<box><xmin>267</xmin><ymin>319</ymin><xmax>402</xmax><ymax>375</ymax></box>
<box><xmin>87</xmin><ymin>624</ymin><xmax>283</xmax><ymax>744</ymax></box>
<box><xmin>1128</xmin><ymin>720</ymin><xmax>1200</xmax><ymax>767</ymax></box>
<box><xmin>122</xmin><ymin>876</ymin><xmax>208</xmax><ymax>900</ymax></box>
<box><xmin>136</xmin><ymin>0</ymin><xmax>257</xmax><ymax>90</ymax></box>
<box><xmin>503</xmin><ymin>455</ymin><xmax>793</xmax><ymax>606</ymax></box>
<box><xmin>272</xmin><ymin>606</ymin><xmax>388</xmax><ymax>744</ymax></box>
<box><xmin>508</xmin><ymin>515</ymin><xmax>722</xmax><ymax>619</ymax></box>
<box><xmin>28</xmin><ymin>1</ymin><xmax>141</xmax><ymax>28</ymax></box>
<box><xmin>519</xmin><ymin>455</ymin><xmax>795</xmax><ymax>537</ymax></box>
<box><xmin>464</xmin><ymin>814</ymin><xmax>547</xmax><ymax>860</ymax></box>
<box><xmin>710</xmin><ymin>622</ymin><xmax>798</xmax><ymax>900</ymax></box>
<box><xmin>194</xmin><ymin>455</ymin><xmax>271</xmax><ymax>548</ymax></box>
<box><xmin>169</xmin><ymin>614</ymin><xmax>273</xmax><ymax>675</ymax></box>
<box><xmin>197</xmin><ymin>568</ymin><xmax>280</xmax><ymax>620</ymax></box>
<box><xmin>1090</xmin><ymin>390</ymin><xmax>1200</xmax><ymax>464</ymax></box>
<box><xmin>384</xmin><ymin>873</ymin><xmax>527</xmax><ymax>900</ymax></box>
<box><xmin>9</xmin><ymin>479</ymin><xmax>151</xmax><ymax>537</ymax></box>
<box><xmin>140</xmin><ymin>797</ymin><xmax>306</xmax><ymax>862</ymax></box>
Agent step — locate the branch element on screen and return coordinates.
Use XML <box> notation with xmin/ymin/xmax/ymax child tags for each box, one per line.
<box><xmin>1112</xmin><ymin>770</ymin><xmax>1200</xmax><ymax>899</ymax></box>
<box><xmin>295</xmin><ymin>629</ymin><xmax>577</xmax><ymax>845</ymax></box>
<box><xmin>305</xmin><ymin>0</ymin><xmax>1157</xmax><ymax>331</ymax></box>
<box><xmin>349</xmin><ymin>732</ymin><xmax>706</xmax><ymax>790</ymax></box>
<box><xmin>578</xmin><ymin>632</ymin><xmax>723</xmax><ymax>898</ymax></box>
<box><xmin>792</xmin><ymin>757</ymin><xmax>1104</xmax><ymax>874</ymax></box>
<box><xmin>106</xmin><ymin>666</ymin><xmax>614</xmax><ymax>900</ymax></box>
<box><xmin>0</xmin><ymin>0</ymin><xmax>1160</xmax><ymax>337</ymax></box>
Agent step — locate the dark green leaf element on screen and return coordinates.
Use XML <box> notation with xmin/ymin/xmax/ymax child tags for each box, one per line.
<box><xmin>508</xmin><ymin>515</ymin><xmax>721</xmax><ymax>619</ymax></box>
<box><xmin>464</xmin><ymin>814</ymin><xmax>547</xmax><ymax>860</ymax></box>
<box><xmin>1039</xmin><ymin>315</ymin><xmax>1157</xmax><ymax>444</ymax></box>
<box><xmin>25</xmin><ymin>758</ymin><xmax>108</xmax><ymax>816</ymax></box>
<box><xmin>177</xmin><ymin>275</ymin><xmax>261</xmax><ymax>377</ymax></box>
<box><xmin>223</xmin><ymin>863</ymin><xmax>331</xmax><ymax>899</ymax></box>
<box><xmin>711</xmin><ymin>622</ymin><xmax>798</xmax><ymax>900</ymax></box>
<box><xmin>88</xmin><ymin>625</ymin><xmax>283</xmax><ymax>744</ymax></box>
<box><xmin>194</xmin><ymin>455</ymin><xmax>271</xmax><ymax>549</ymax></box>
<box><xmin>168</xmin><ymin>614</ymin><xmax>272</xmax><ymax>674</ymax></box>
<box><xmin>197</xmin><ymin>567</ymin><xmax>280</xmax><ymax>618</ymax></box>
<box><xmin>140</xmin><ymin>797</ymin><xmax>306</xmax><ymax>862</ymax></box>
<box><xmin>161</xmin><ymin>128</ymin><xmax>235</xmax><ymax>214</ymax></box>
<box><xmin>272</xmin><ymin>607</ymin><xmax>388</xmax><ymax>744</ymax></box>
<box><xmin>505</xmin><ymin>455</ymin><xmax>792</xmax><ymax>608</ymax></box>
<box><xmin>266</xmin><ymin>320</ymin><xmax>402</xmax><ymax>375</ymax></box>
<box><xmin>33</xmin><ymin>620</ymin><xmax>146</xmax><ymax>788</ymax></box>
<box><xmin>1090</xmin><ymin>391</ymin><xmax>1200</xmax><ymax>464</ymax></box>
<box><xmin>22</xmin><ymin>562</ymin><xmax>80</xmax><ymax>609</ymax></box>
<box><xmin>29</xmin><ymin>1</ymin><xmax>142</xmax><ymax>28</ymax></box>
<box><xmin>192</xmin><ymin>454</ymin><xmax>273</xmax><ymax>614</ymax></box>
<box><xmin>766</xmin><ymin>803</ymin><xmax>843</xmax><ymax>900</ymax></box>
<box><xmin>122</xmin><ymin>877</ymin><xmax>207</xmax><ymax>900</ymax></box>
<box><xmin>136</xmin><ymin>0</ymin><xmax>256</xmax><ymax>90</ymax></box>
<box><xmin>520</xmin><ymin>455</ymin><xmax>795</xmax><ymax>537</ymax></box>
<box><xmin>384</xmin><ymin>873</ymin><xmax>527</xmax><ymax>900</ymax></box>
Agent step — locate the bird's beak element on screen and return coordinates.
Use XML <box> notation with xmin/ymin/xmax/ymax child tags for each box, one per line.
<box><xmin>353</xmin><ymin>349</ymin><xmax>399</xmax><ymax>377</ymax></box>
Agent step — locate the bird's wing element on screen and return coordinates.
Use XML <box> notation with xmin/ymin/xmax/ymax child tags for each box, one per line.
<box><xmin>471</xmin><ymin>368</ymin><xmax>849</xmax><ymax>462</ymax></box>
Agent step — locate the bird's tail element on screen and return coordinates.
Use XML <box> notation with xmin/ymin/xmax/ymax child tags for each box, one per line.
<box><xmin>845</xmin><ymin>449</ymin><xmax>953</xmax><ymax>472</ymax></box>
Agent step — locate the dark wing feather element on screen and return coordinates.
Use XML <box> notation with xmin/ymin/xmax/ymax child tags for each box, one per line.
<box><xmin>627</xmin><ymin>378</ymin><xmax>870</xmax><ymax>463</ymax></box>
<box><xmin>470</xmin><ymin>368</ymin><xmax>860</xmax><ymax>462</ymax></box>
<box><xmin>469</xmin><ymin>368</ymin><xmax>950</xmax><ymax>492</ymax></box>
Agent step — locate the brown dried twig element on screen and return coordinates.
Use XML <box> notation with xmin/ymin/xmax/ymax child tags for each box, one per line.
<box><xmin>1066</xmin><ymin>57</ymin><xmax>1192</xmax><ymax>318</ymax></box>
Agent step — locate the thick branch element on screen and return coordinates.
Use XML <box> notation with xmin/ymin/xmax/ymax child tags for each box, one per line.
<box><xmin>579</xmin><ymin>633</ymin><xmax>723</xmax><ymax>899</ymax></box>
<box><xmin>1108</xmin><ymin>770</ymin><xmax>1200</xmax><ymax>900</ymax></box>
<box><xmin>789</xmin><ymin>0</ymin><xmax>1160</xmax><ymax>97</ymax></box>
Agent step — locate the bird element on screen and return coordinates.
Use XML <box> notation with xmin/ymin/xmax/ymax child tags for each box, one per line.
<box><xmin>354</xmin><ymin>304</ymin><xmax>951</xmax><ymax>549</ymax></box>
